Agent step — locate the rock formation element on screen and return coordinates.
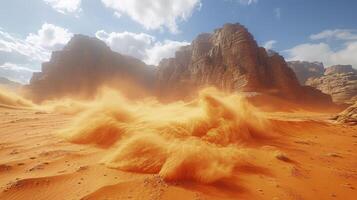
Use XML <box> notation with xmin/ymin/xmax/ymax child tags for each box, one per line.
<box><xmin>157</xmin><ymin>23</ymin><xmax>333</xmax><ymax>107</ymax></box>
<box><xmin>306</xmin><ymin>65</ymin><xmax>357</xmax><ymax>104</ymax></box>
<box><xmin>335</xmin><ymin>101</ymin><xmax>357</xmax><ymax>125</ymax></box>
<box><xmin>324</xmin><ymin>65</ymin><xmax>355</xmax><ymax>75</ymax></box>
<box><xmin>26</xmin><ymin>35</ymin><xmax>156</xmax><ymax>102</ymax></box>
<box><xmin>287</xmin><ymin>61</ymin><xmax>324</xmax><ymax>84</ymax></box>
<box><xmin>25</xmin><ymin>23</ymin><xmax>334</xmax><ymax>109</ymax></box>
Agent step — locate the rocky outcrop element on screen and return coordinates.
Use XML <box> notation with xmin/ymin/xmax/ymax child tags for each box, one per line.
<box><xmin>288</xmin><ymin>62</ymin><xmax>356</xmax><ymax>104</ymax></box>
<box><xmin>324</xmin><ymin>65</ymin><xmax>355</xmax><ymax>75</ymax></box>
<box><xmin>306</xmin><ymin>65</ymin><xmax>357</xmax><ymax>104</ymax></box>
<box><xmin>157</xmin><ymin>23</ymin><xmax>333</xmax><ymax>107</ymax></box>
<box><xmin>26</xmin><ymin>35</ymin><xmax>156</xmax><ymax>102</ymax></box>
<box><xmin>335</xmin><ymin>102</ymin><xmax>357</xmax><ymax>125</ymax></box>
<box><xmin>287</xmin><ymin>61</ymin><xmax>324</xmax><ymax>84</ymax></box>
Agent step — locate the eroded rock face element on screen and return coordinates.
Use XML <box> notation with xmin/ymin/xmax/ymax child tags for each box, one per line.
<box><xmin>306</xmin><ymin>65</ymin><xmax>357</xmax><ymax>104</ymax></box>
<box><xmin>287</xmin><ymin>61</ymin><xmax>324</xmax><ymax>84</ymax></box>
<box><xmin>335</xmin><ymin>102</ymin><xmax>357</xmax><ymax>125</ymax></box>
<box><xmin>324</xmin><ymin>65</ymin><xmax>355</xmax><ymax>75</ymax></box>
<box><xmin>26</xmin><ymin>35</ymin><xmax>156</xmax><ymax>102</ymax></box>
<box><xmin>157</xmin><ymin>23</ymin><xmax>333</xmax><ymax>106</ymax></box>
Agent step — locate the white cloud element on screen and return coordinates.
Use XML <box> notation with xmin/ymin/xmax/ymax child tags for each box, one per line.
<box><xmin>26</xmin><ymin>23</ymin><xmax>73</xmax><ymax>51</ymax></box>
<box><xmin>0</xmin><ymin>23</ymin><xmax>72</xmax><ymax>64</ymax></box>
<box><xmin>96</xmin><ymin>30</ymin><xmax>189</xmax><ymax>65</ymax></box>
<box><xmin>274</xmin><ymin>8</ymin><xmax>281</xmax><ymax>19</ymax></box>
<box><xmin>96</xmin><ymin>30</ymin><xmax>154</xmax><ymax>60</ymax></box>
<box><xmin>145</xmin><ymin>40</ymin><xmax>190</xmax><ymax>65</ymax></box>
<box><xmin>43</xmin><ymin>0</ymin><xmax>82</xmax><ymax>14</ymax></box>
<box><xmin>0</xmin><ymin>30</ymin><xmax>49</xmax><ymax>62</ymax></box>
<box><xmin>101</xmin><ymin>0</ymin><xmax>202</xmax><ymax>33</ymax></box>
<box><xmin>310</xmin><ymin>29</ymin><xmax>357</xmax><ymax>41</ymax></box>
<box><xmin>263</xmin><ymin>40</ymin><xmax>277</xmax><ymax>50</ymax></box>
<box><xmin>238</xmin><ymin>0</ymin><xmax>258</xmax><ymax>5</ymax></box>
<box><xmin>286</xmin><ymin>29</ymin><xmax>357</xmax><ymax>68</ymax></box>
<box><xmin>285</xmin><ymin>42</ymin><xmax>357</xmax><ymax>68</ymax></box>
<box><xmin>285</xmin><ymin>43</ymin><xmax>331</xmax><ymax>63</ymax></box>
<box><xmin>0</xmin><ymin>23</ymin><xmax>73</xmax><ymax>82</ymax></box>
<box><xmin>0</xmin><ymin>63</ymin><xmax>37</xmax><ymax>83</ymax></box>
<box><xmin>226</xmin><ymin>0</ymin><xmax>258</xmax><ymax>5</ymax></box>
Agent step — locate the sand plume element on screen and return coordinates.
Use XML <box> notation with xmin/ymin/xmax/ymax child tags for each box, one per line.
<box><xmin>60</xmin><ymin>87</ymin><xmax>277</xmax><ymax>183</ymax></box>
<box><xmin>0</xmin><ymin>87</ymin><xmax>34</xmax><ymax>108</ymax></box>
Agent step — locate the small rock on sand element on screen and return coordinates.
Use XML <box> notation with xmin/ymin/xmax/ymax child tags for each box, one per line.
<box><xmin>275</xmin><ymin>152</ymin><xmax>292</xmax><ymax>162</ymax></box>
<box><xmin>326</xmin><ymin>153</ymin><xmax>343</xmax><ymax>158</ymax></box>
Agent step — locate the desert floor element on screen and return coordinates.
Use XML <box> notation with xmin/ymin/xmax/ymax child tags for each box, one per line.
<box><xmin>0</xmin><ymin>107</ymin><xmax>356</xmax><ymax>200</ymax></box>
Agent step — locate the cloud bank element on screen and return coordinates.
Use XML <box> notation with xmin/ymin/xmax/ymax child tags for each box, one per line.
<box><xmin>43</xmin><ymin>0</ymin><xmax>82</xmax><ymax>14</ymax></box>
<box><xmin>96</xmin><ymin>30</ymin><xmax>189</xmax><ymax>65</ymax></box>
<box><xmin>310</xmin><ymin>29</ymin><xmax>357</xmax><ymax>41</ymax></box>
<box><xmin>0</xmin><ymin>23</ymin><xmax>72</xmax><ymax>83</ymax></box>
<box><xmin>101</xmin><ymin>0</ymin><xmax>202</xmax><ymax>33</ymax></box>
<box><xmin>26</xmin><ymin>23</ymin><xmax>73</xmax><ymax>51</ymax></box>
<box><xmin>286</xmin><ymin>29</ymin><xmax>357</xmax><ymax>68</ymax></box>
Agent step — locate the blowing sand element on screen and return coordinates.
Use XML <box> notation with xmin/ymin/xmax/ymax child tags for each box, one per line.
<box><xmin>0</xmin><ymin>88</ymin><xmax>356</xmax><ymax>200</ymax></box>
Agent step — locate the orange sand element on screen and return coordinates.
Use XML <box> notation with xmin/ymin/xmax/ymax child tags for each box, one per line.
<box><xmin>0</xmin><ymin>88</ymin><xmax>356</xmax><ymax>200</ymax></box>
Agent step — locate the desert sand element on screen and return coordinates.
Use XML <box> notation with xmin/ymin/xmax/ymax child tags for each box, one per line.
<box><xmin>0</xmin><ymin>87</ymin><xmax>356</xmax><ymax>200</ymax></box>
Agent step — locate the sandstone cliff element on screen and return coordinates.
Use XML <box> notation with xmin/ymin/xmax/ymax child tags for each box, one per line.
<box><xmin>26</xmin><ymin>35</ymin><xmax>156</xmax><ymax>102</ymax></box>
<box><xmin>157</xmin><ymin>23</ymin><xmax>333</xmax><ymax>107</ymax></box>
<box><xmin>306</xmin><ymin>65</ymin><xmax>357</xmax><ymax>104</ymax></box>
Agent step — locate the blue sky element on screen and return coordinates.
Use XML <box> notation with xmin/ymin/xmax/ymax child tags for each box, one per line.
<box><xmin>1</xmin><ymin>0</ymin><xmax>357</xmax><ymax>83</ymax></box>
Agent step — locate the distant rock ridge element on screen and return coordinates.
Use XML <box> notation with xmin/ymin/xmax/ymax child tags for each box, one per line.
<box><xmin>306</xmin><ymin>65</ymin><xmax>357</xmax><ymax>104</ymax></box>
<box><xmin>26</xmin><ymin>34</ymin><xmax>156</xmax><ymax>102</ymax></box>
<box><xmin>287</xmin><ymin>61</ymin><xmax>325</xmax><ymax>84</ymax></box>
<box><xmin>324</xmin><ymin>65</ymin><xmax>355</xmax><ymax>75</ymax></box>
<box><xmin>157</xmin><ymin>23</ymin><xmax>333</xmax><ymax>107</ymax></box>
<box><xmin>288</xmin><ymin>62</ymin><xmax>357</xmax><ymax>104</ymax></box>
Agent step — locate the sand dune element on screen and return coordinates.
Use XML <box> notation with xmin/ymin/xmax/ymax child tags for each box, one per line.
<box><xmin>0</xmin><ymin>88</ymin><xmax>34</xmax><ymax>109</ymax></box>
<box><xmin>0</xmin><ymin>88</ymin><xmax>356</xmax><ymax>199</ymax></box>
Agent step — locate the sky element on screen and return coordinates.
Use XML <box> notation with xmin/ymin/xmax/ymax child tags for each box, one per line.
<box><xmin>1</xmin><ymin>0</ymin><xmax>357</xmax><ymax>83</ymax></box>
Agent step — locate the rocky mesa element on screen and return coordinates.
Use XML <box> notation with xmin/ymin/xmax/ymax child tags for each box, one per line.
<box><xmin>26</xmin><ymin>35</ymin><xmax>156</xmax><ymax>102</ymax></box>
<box><xmin>157</xmin><ymin>23</ymin><xmax>333</xmax><ymax>107</ymax></box>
